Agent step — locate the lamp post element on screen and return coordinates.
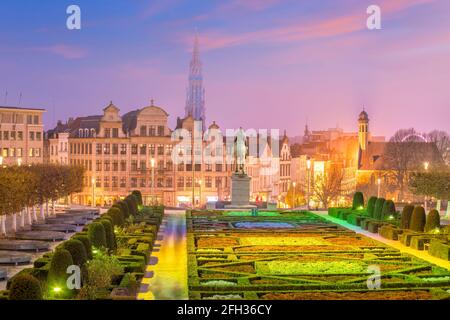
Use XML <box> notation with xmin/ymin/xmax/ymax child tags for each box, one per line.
<box><xmin>91</xmin><ymin>178</ymin><xmax>96</xmax><ymax>207</ymax></box>
<box><xmin>17</xmin><ymin>158</ymin><xmax>22</xmax><ymax>166</ymax></box>
<box><xmin>377</xmin><ymin>178</ymin><xmax>381</xmax><ymax>198</ymax></box>
<box><xmin>198</xmin><ymin>179</ymin><xmax>202</xmax><ymax>208</ymax></box>
<box><xmin>292</xmin><ymin>181</ymin><xmax>296</xmax><ymax>209</ymax></box>
<box><xmin>424</xmin><ymin>161</ymin><xmax>429</xmax><ymax>211</ymax></box>
<box><xmin>0</xmin><ymin>156</ymin><xmax>3</xmax><ymax>166</ymax></box>
<box><xmin>306</xmin><ymin>159</ymin><xmax>311</xmax><ymax>210</ymax></box>
<box><xmin>150</xmin><ymin>158</ymin><xmax>155</xmax><ymax>205</ymax></box>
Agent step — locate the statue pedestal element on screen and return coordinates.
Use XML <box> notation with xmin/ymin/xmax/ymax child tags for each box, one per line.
<box><xmin>225</xmin><ymin>173</ymin><xmax>256</xmax><ymax>210</ymax></box>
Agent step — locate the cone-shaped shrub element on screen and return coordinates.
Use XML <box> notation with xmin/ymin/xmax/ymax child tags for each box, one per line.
<box><xmin>374</xmin><ymin>198</ymin><xmax>385</xmax><ymax>220</ymax></box>
<box><xmin>64</xmin><ymin>239</ymin><xmax>87</xmax><ymax>267</ymax></box>
<box><xmin>352</xmin><ymin>192</ymin><xmax>364</xmax><ymax>210</ymax></box>
<box><xmin>367</xmin><ymin>196</ymin><xmax>377</xmax><ymax>217</ymax></box>
<box><xmin>381</xmin><ymin>200</ymin><xmax>396</xmax><ymax>220</ymax></box>
<box><xmin>113</xmin><ymin>201</ymin><xmax>129</xmax><ymax>218</ymax></box>
<box><xmin>8</xmin><ymin>274</ymin><xmax>42</xmax><ymax>300</ymax></box>
<box><xmin>100</xmin><ymin>219</ymin><xmax>116</xmax><ymax>251</ymax></box>
<box><xmin>425</xmin><ymin>209</ymin><xmax>441</xmax><ymax>232</ymax></box>
<box><xmin>88</xmin><ymin>222</ymin><xmax>107</xmax><ymax>249</ymax></box>
<box><xmin>400</xmin><ymin>205</ymin><xmax>414</xmax><ymax>229</ymax></box>
<box><xmin>132</xmin><ymin>190</ymin><xmax>143</xmax><ymax>206</ymax></box>
<box><xmin>73</xmin><ymin>235</ymin><xmax>93</xmax><ymax>260</ymax></box>
<box><xmin>125</xmin><ymin>195</ymin><xmax>138</xmax><ymax>216</ymax></box>
<box><xmin>106</xmin><ymin>207</ymin><xmax>124</xmax><ymax>227</ymax></box>
<box><xmin>47</xmin><ymin>249</ymin><xmax>73</xmax><ymax>293</ymax></box>
<box><xmin>410</xmin><ymin>206</ymin><xmax>426</xmax><ymax>232</ymax></box>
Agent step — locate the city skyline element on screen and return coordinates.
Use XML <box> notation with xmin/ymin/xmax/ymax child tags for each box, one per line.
<box><xmin>1</xmin><ymin>0</ymin><xmax>450</xmax><ymax>138</ymax></box>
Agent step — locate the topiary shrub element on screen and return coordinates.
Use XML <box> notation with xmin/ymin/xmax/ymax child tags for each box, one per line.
<box><xmin>73</xmin><ymin>235</ymin><xmax>93</xmax><ymax>260</ymax></box>
<box><xmin>106</xmin><ymin>207</ymin><xmax>124</xmax><ymax>227</ymax></box>
<box><xmin>381</xmin><ymin>200</ymin><xmax>396</xmax><ymax>220</ymax></box>
<box><xmin>352</xmin><ymin>192</ymin><xmax>364</xmax><ymax>210</ymax></box>
<box><xmin>8</xmin><ymin>274</ymin><xmax>42</xmax><ymax>300</ymax></box>
<box><xmin>125</xmin><ymin>195</ymin><xmax>138</xmax><ymax>216</ymax></box>
<box><xmin>113</xmin><ymin>201</ymin><xmax>130</xmax><ymax>218</ymax></box>
<box><xmin>132</xmin><ymin>190</ymin><xmax>143</xmax><ymax>206</ymax></box>
<box><xmin>47</xmin><ymin>249</ymin><xmax>73</xmax><ymax>296</ymax></box>
<box><xmin>64</xmin><ymin>239</ymin><xmax>88</xmax><ymax>267</ymax></box>
<box><xmin>425</xmin><ymin>209</ymin><xmax>441</xmax><ymax>232</ymax></box>
<box><xmin>100</xmin><ymin>219</ymin><xmax>116</xmax><ymax>251</ymax></box>
<box><xmin>373</xmin><ymin>198</ymin><xmax>385</xmax><ymax>220</ymax></box>
<box><xmin>410</xmin><ymin>206</ymin><xmax>426</xmax><ymax>232</ymax></box>
<box><xmin>400</xmin><ymin>205</ymin><xmax>414</xmax><ymax>229</ymax></box>
<box><xmin>88</xmin><ymin>222</ymin><xmax>107</xmax><ymax>249</ymax></box>
<box><xmin>367</xmin><ymin>197</ymin><xmax>378</xmax><ymax>217</ymax></box>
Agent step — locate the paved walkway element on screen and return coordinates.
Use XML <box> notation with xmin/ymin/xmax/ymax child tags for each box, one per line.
<box><xmin>137</xmin><ymin>210</ymin><xmax>188</xmax><ymax>300</ymax></box>
<box><xmin>315</xmin><ymin>211</ymin><xmax>450</xmax><ymax>270</ymax></box>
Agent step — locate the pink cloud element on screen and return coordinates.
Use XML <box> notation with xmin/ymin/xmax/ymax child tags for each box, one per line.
<box><xmin>41</xmin><ymin>44</ymin><xmax>88</xmax><ymax>59</ymax></box>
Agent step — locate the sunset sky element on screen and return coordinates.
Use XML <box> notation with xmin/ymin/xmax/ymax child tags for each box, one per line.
<box><xmin>1</xmin><ymin>0</ymin><xmax>449</xmax><ymax>138</ymax></box>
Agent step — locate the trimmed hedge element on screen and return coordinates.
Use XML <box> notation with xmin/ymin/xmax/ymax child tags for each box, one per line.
<box><xmin>47</xmin><ymin>249</ymin><xmax>73</xmax><ymax>291</ymax></box>
<box><xmin>381</xmin><ymin>200</ymin><xmax>396</xmax><ymax>220</ymax></box>
<box><xmin>367</xmin><ymin>196</ymin><xmax>377</xmax><ymax>217</ymax></box>
<box><xmin>73</xmin><ymin>235</ymin><xmax>93</xmax><ymax>260</ymax></box>
<box><xmin>410</xmin><ymin>206</ymin><xmax>426</xmax><ymax>232</ymax></box>
<box><xmin>106</xmin><ymin>207</ymin><xmax>125</xmax><ymax>227</ymax></box>
<box><xmin>100</xmin><ymin>219</ymin><xmax>116</xmax><ymax>251</ymax></box>
<box><xmin>373</xmin><ymin>198</ymin><xmax>385</xmax><ymax>220</ymax></box>
<box><xmin>400</xmin><ymin>205</ymin><xmax>414</xmax><ymax>230</ymax></box>
<box><xmin>132</xmin><ymin>190</ymin><xmax>143</xmax><ymax>206</ymax></box>
<box><xmin>8</xmin><ymin>274</ymin><xmax>42</xmax><ymax>300</ymax></box>
<box><xmin>88</xmin><ymin>222</ymin><xmax>107</xmax><ymax>249</ymax></box>
<box><xmin>352</xmin><ymin>192</ymin><xmax>364</xmax><ymax>210</ymax></box>
<box><xmin>63</xmin><ymin>239</ymin><xmax>88</xmax><ymax>267</ymax></box>
<box><xmin>425</xmin><ymin>209</ymin><xmax>440</xmax><ymax>232</ymax></box>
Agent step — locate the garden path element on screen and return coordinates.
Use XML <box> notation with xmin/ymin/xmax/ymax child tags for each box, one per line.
<box><xmin>137</xmin><ymin>210</ymin><xmax>188</xmax><ymax>300</ymax></box>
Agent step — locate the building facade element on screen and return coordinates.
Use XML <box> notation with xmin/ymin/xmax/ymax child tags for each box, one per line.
<box><xmin>0</xmin><ymin>106</ymin><xmax>45</xmax><ymax>166</ymax></box>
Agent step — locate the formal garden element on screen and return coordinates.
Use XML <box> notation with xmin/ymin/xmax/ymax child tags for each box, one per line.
<box><xmin>329</xmin><ymin>192</ymin><xmax>450</xmax><ymax>261</ymax></box>
<box><xmin>0</xmin><ymin>190</ymin><xmax>165</xmax><ymax>300</ymax></box>
<box><xmin>186</xmin><ymin>208</ymin><xmax>450</xmax><ymax>300</ymax></box>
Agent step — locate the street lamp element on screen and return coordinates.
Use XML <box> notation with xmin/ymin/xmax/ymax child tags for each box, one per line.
<box><xmin>0</xmin><ymin>156</ymin><xmax>3</xmax><ymax>166</ymax></box>
<box><xmin>17</xmin><ymin>158</ymin><xmax>22</xmax><ymax>166</ymax></box>
<box><xmin>91</xmin><ymin>177</ymin><xmax>96</xmax><ymax>207</ymax></box>
<box><xmin>377</xmin><ymin>178</ymin><xmax>381</xmax><ymax>198</ymax></box>
<box><xmin>306</xmin><ymin>158</ymin><xmax>311</xmax><ymax>210</ymax></box>
<box><xmin>198</xmin><ymin>179</ymin><xmax>202</xmax><ymax>208</ymax></box>
<box><xmin>150</xmin><ymin>158</ymin><xmax>155</xmax><ymax>205</ymax></box>
<box><xmin>292</xmin><ymin>182</ymin><xmax>297</xmax><ymax>209</ymax></box>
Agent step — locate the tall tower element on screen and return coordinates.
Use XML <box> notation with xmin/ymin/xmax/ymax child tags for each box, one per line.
<box><xmin>358</xmin><ymin>109</ymin><xmax>369</xmax><ymax>151</ymax></box>
<box><xmin>185</xmin><ymin>33</ymin><xmax>206</xmax><ymax>130</ymax></box>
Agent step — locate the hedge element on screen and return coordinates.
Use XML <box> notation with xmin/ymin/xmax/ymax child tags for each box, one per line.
<box><xmin>8</xmin><ymin>274</ymin><xmax>42</xmax><ymax>300</ymax></box>
<box><xmin>381</xmin><ymin>200</ymin><xmax>396</xmax><ymax>220</ymax></box>
<box><xmin>400</xmin><ymin>206</ymin><xmax>414</xmax><ymax>230</ymax></box>
<box><xmin>47</xmin><ymin>249</ymin><xmax>74</xmax><ymax>294</ymax></box>
<box><xmin>352</xmin><ymin>192</ymin><xmax>364</xmax><ymax>210</ymax></box>
<box><xmin>88</xmin><ymin>222</ymin><xmax>107</xmax><ymax>249</ymax></box>
<box><xmin>410</xmin><ymin>206</ymin><xmax>426</xmax><ymax>232</ymax></box>
<box><xmin>425</xmin><ymin>209</ymin><xmax>440</xmax><ymax>232</ymax></box>
<box><xmin>63</xmin><ymin>239</ymin><xmax>88</xmax><ymax>267</ymax></box>
<box><xmin>373</xmin><ymin>198</ymin><xmax>385</xmax><ymax>220</ymax></box>
<box><xmin>73</xmin><ymin>235</ymin><xmax>93</xmax><ymax>260</ymax></box>
<box><xmin>367</xmin><ymin>197</ymin><xmax>377</xmax><ymax>217</ymax></box>
<box><xmin>106</xmin><ymin>207</ymin><xmax>125</xmax><ymax>227</ymax></box>
<box><xmin>100</xmin><ymin>219</ymin><xmax>116</xmax><ymax>251</ymax></box>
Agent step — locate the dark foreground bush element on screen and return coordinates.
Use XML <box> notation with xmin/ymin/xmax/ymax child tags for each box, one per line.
<box><xmin>8</xmin><ymin>274</ymin><xmax>42</xmax><ymax>300</ymax></box>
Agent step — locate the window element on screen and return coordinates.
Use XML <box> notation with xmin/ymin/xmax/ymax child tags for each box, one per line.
<box><xmin>140</xmin><ymin>126</ymin><xmax>147</xmax><ymax>136</ymax></box>
<box><xmin>140</xmin><ymin>144</ymin><xmax>146</xmax><ymax>155</ymax></box>
<box><xmin>158</xmin><ymin>160</ymin><xmax>164</xmax><ymax>170</ymax></box>
<box><xmin>120</xmin><ymin>144</ymin><xmax>127</xmax><ymax>155</ymax></box>
<box><xmin>166</xmin><ymin>160</ymin><xmax>173</xmax><ymax>171</ymax></box>
<box><xmin>140</xmin><ymin>160</ymin><xmax>146</xmax><ymax>171</ymax></box>
<box><xmin>131</xmin><ymin>144</ymin><xmax>138</xmax><ymax>155</ymax></box>
<box><xmin>33</xmin><ymin>115</ymin><xmax>39</xmax><ymax>124</ymax></box>
<box><xmin>157</xmin><ymin>178</ymin><xmax>164</xmax><ymax>188</ymax></box>
<box><xmin>140</xmin><ymin>179</ymin><xmax>146</xmax><ymax>188</ymax></box>
<box><xmin>3</xmin><ymin>131</ymin><xmax>8</xmax><ymax>140</ymax></box>
<box><xmin>177</xmin><ymin>162</ymin><xmax>184</xmax><ymax>172</ymax></box>
<box><xmin>17</xmin><ymin>148</ymin><xmax>23</xmax><ymax>157</ymax></box>
<box><xmin>166</xmin><ymin>177</ymin><xmax>173</xmax><ymax>188</ymax></box>
<box><xmin>78</xmin><ymin>129</ymin><xmax>83</xmax><ymax>138</ymax></box>
<box><xmin>96</xmin><ymin>160</ymin><xmax>102</xmax><ymax>171</ymax></box>
<box><xmin>29</xmin><ymin>148</ymin><xmax>33</xmax><ymax>157</ymax></box>
<box><xmin>29</xmin><ymin>132</ymin><xmax>35</xmax><ymax>141</ymax></box>
<box><xmin>112</xmin><ymin>161</ymin><xmax>118</xmax><ymax>172</ymax></box>
<box><xmin>215</xmin><ymin>177</ymin><xmax>222</xmax><ymax>188</ymax></box>
<box><xmin>104</xmin><ymin>144</ymin><xmax>110</xmax><ymax>155</ymax></box>
<box><xmin>96</xmin><ymin>177</ymin><xmax>101</xmax><ymax>188</ymax></box>
<box><xmin>131</xmin><ymin>160</ymin><xmax>138</xmax><ymax>171</ymax></box>
<box><xmin>9</xmin><ymin>148</ymin><xmax>15</xmax><ymax>157</ymax></box>
<box><xmin>96</xmin><ymin>144</ymin><xmax>102</xmax><ymax>155</ymax></box>
<box><xmin>112</xmin><ymin>128</ymin><xmax>119</xmax><ymax>138</ymax></box>
<box><xmin>157</xmin><ymin>144</ymin><xmax>164</xmax><ymax>155</ymax></box>
<box><xmin>166</xmin><ymin>144</ymin><xmax>173</xmax><ymax>156</ymax></box>
<box><xmin>104</xmin><ymin>160</ymin><xmax>110</xmax><ymax>171</ymax></box>
<box><xmin>177</xmin><ymin>177</ymin><xmax>184</xmax><ymax>188</ymax></box>
<box><xmin>186</xmin><ymin>177</ymin><xmax>192</xmax><ymax>188</ymax></box>
<box><xmin>10</xmin><ymin>131</ymin><xmax>16</xmax><ymax>141</ymax></box>
<box><xmin>149</xmin><ymin>144</ymin><xmax>155</xmax><ymax>156</ymax></box>
<box><xmin>104</xmin><ymin>128</ymin><xmax>111</xmax><ymax>138</ymax></box>
<box><xmin>195</xmin><ymin>164</ymin><xmax>201</xmax><ymax>171</ymax></box>
<box><xmin>186</xmin><ymin>164</ymin><xmax>192</xmax><ymax>171</ymax></box>
<box><xmin>112</xmin><ymin>144</ymin><xmax>119</xmax><ymax>155</ymax></box>
<box><xmin>36</xmin><ymin>132</ymin><xmax>41</xmax><ymax>141</ymax></box>
<box><xmin>35</xmin><ymin>148</ymin><xmax>41</xmax><ymax>157</ymax></box>
<box><xmin>206</xmin><ymin>177</ymin><xmax>212</xmax><ymax>188</ymax></box>
<box><xmin>120</xmin><ymin>160</ymin><xmax>126</xmax><ymax>171</ymax></box>
<box><xmin>103</xmin><ymin>176</ymin><xmax>110</xmax><ymax>188</ymax></box>
<box><xmin>112</xmin><ymin>176</ymin><xmax>118</xmax><ymax>188</ymax></box>
<box><xmin>205</xmin><ymin>163</ymin><xmax>212</xmax><ymax>172</ymax></box>
<box><xmin>2</xmin><ymin>148</ymin><xmax>7</xmax><ymax>158</ymax></box>
<box><xmin>120</xmin><ymin>177</ymin><xmax>126</xmax><ymax>188</ymax></box>
<box><xmin>215</xmin><ymin>163</ymin><xmax>222</xmax><ymax>172</ymax></box>
<box><xmin>131</xmin><ymin>178</ymin><xmax>137</xmax><ymax>188</ymax></box>
<box><xmin>157</xmin><ymin>126</ymin><xmax>164</xmax><ymax>136</ymax></box>
<box><xmin>27</xmin><ymin>115</ymin><xmax>32</xmax><ymax>124</ymax></box>
<box><xmin>149</xmin><ymin>126</ymin><xmax>156</xmax><ymax>136</ymax></box>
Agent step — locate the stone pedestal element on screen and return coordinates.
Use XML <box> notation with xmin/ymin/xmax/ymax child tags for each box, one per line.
<box><xmin>225</xmin><ymin>173</ymin><xmax>256</xmax><ymax>209</ymax></box>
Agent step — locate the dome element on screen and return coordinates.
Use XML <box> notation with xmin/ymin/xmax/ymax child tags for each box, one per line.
<box><xmin>358</xmin><ymin>110</ymin><xmax>369</xmax><ymax>121</ymax></box>
<box><xmin>208</xmin><ymin>121</ymin><xmax>220</xmax><ymax>130</ymax></box>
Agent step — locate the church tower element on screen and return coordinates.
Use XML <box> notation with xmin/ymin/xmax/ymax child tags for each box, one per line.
<box><xmin>358</xmin><ymin>109</ymin><xmax>369</xmax><ymax>151</ymax></box>
<box><xmin>185</xmin><ymin>33</ymin><xmax>206</xmax><ymax>131</ymax></box>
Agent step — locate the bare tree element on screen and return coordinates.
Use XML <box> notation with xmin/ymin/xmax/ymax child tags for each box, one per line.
<box><xmin>427</xmin><ymin>130</ymin><xmax>450</xmax><ymax>165</ymax></box>
<box><xmin>312</xmin><ymin>167</ymin><xmax>343</xmax><ymax>209</ymax></box>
